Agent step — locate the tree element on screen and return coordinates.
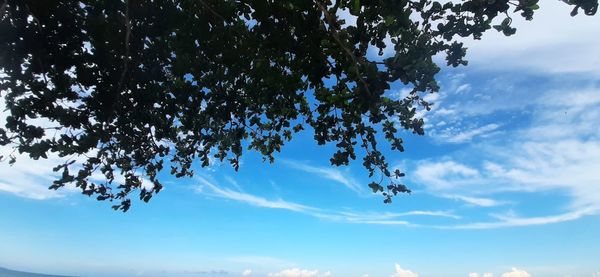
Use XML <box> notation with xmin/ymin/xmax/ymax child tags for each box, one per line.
<box><xmin>0</xmin><ymin>0</ymin><xmax>597</xmax><ymax>211</ymax></box>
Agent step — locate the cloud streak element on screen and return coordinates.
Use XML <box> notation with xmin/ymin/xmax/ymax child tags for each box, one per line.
<box><xmin>442</xmin><ymin>194</ymin><xmax>505</xmax><ymax>207</ymax></box>
<box><xmin>195</xmin><ymin>177</ymin><xmax>458</xmax><ymax>227</ymax></box>
<box><xmin>281</xmin><ymin>160</ymin><xmax>364</xmax><ymax>194</ymax></box>
<box><xmin>196</xmin><ymin>177</ymin><xmax>315</xmax><ymax>213</ymax></box>
<box><xmin>441</xmin><ymin>207</ymin><xmax>598</xmax><ymax>230</ymax></box>
<box><xmin>441</xmin><ymin>123</ymin><xmax>501</xmax><ymax>144</ymax></box>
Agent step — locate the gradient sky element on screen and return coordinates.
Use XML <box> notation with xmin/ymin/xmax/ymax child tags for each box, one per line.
<box><xmin>1</xmin><ymin>2</ymin><xmax>600</xmax><ymax>277</ymax></box>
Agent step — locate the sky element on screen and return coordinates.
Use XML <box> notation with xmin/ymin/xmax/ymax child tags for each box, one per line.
<box><xmin>1</xmin><ymin>1</ymin><xmax>600</xmax><ymax>277</ymax></box>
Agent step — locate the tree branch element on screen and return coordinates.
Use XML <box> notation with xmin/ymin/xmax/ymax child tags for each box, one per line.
<box><xmin>315</xmin><ymin>1</ymin><xmax>372</xmax><ymax>96</ymax></box>
<box><xmin>0</xmin><ymin>0</ymin><xmax>8</xmax><ymax>20</ymax></box>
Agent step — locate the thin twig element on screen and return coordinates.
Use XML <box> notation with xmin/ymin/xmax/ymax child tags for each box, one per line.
<box><xmin>117</xmin><ymin>0</ymin><xmax>131</xmax><ymax>93</ymax></box>
<box><xmin>199</xmin><ymin>0</ymin><xmax>225</xmax><ymax>21</ymax></box>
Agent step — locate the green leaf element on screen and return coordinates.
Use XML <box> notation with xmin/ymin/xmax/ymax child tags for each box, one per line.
<box><xmin>368</xmin><ymin>182</ymin><xmax>383</xmax><ymax>193</ymax></box>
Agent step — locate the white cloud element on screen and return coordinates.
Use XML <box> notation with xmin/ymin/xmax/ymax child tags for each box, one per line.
<box><xmin>411</xmin><ymin>82</ymin><xmax>600</xmax><ymax>228</ymax></box>
<box><xmin>411</xmin><ymin>74</ymin><xmax>506</xmax><ymax>146</ymax></box>
<box><xmin>268</xmin><ymin>268</ymin><xmax>330</xmax><ymax>277</ymax></box>
<box><xmin>497</xmin><ymin>140</ymin><xmax>600</xmax><ymax>208</ymax></box>
<box><xmin>0</xmin><ymin>147</ymin><xmax>69</xmax><ymax>200</ymax></box>
<box><xmin>524</xmin><ymin>89</ymin><xmax>600</xmax><ymax>141</ymax></box>
<box><xmin>281</xmin><ymin>159</ymin><xmax>364</xmax><ymax>194</ymax></box>
<box><xmin>441</xmin><ymin>123</ymin><xmax>501</xmax><ymax>144</ymax></box>
<box><xmin>414</xmin><ymin>160</ymin><xmax>479</xmax><ymax>190</ymax></box>
<box><xmin>463</xmin><ymin>0</ymin><xmax>600</xmax><ymax>76</ymax></box>
<box><xmin>415</xmin><ymin>141</ymin><xmax>600</xmax><ymax>228</ymax></box>
<box><xmin>455</xmin><ymin>84</ymin><xmax>471</xmax><ymax>94</ymax></box>
<box><xmin>501</xmin><ymin>268</ymin><xmax>530</xmax><ymax>277</ymax></box>
<box><xmin>352</xmin><ymin>0</ymin><xmax>600</xmax><ymax>75</ymax></box>
<box><xmin>242</xmin><ymin>269</ymin><xmax>252</xmax><ymax>276</ymax></box>
<box><xmin>469</xmin><ymin>273</ymin><xmax>479</xmax><ymax>277</ymax></box>
<box><xmin>391</xmin><ymin>264</ymin><xmax>418</xmax><ymax>277</ymax></box>
<box><xmin>0</xmin><ymin>181</ymin><xmax>61</xmax><ymax>200</ymax></box>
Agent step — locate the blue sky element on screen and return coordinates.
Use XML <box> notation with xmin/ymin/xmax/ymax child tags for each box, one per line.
<box><xmin>1</xmin><ymin>2</ymin><xmax>600</xmax><ymax>277</ymax></box>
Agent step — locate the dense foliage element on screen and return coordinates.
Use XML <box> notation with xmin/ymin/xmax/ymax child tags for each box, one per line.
<box><xmin>0</xmin><ymin>0</ymin><xmax>597</xmax><ymax>211</ymax></box>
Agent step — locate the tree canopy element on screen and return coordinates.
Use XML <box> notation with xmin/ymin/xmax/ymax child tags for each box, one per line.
<box><xmin>0</xmin><ymin>0</ymin><xmax>597</xmax><ymax>211</ymax></box>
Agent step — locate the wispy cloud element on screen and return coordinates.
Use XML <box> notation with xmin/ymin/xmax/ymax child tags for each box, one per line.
<box><xmin>410</xmin><ymin>82</ymin><xmax>600</xmax><ymax>228</ymax></box>
<box><xmin>442</xmin><ymin>194</ymin><xmax>505</xmax><ymax>207</ymax></box>
<box><xmin>442</xmin><ymin>207</ymin><xmax>598</xmax><ymax>230</ymax></box>
<box><xmin>195</xmin><ymin>177</ymin><xmax>457</xmax><ymax>226</ymax></box>
<box><xmin>196</xmin><ymin>177</ymin><xmax>315</xmax><ymax>213</ymax></box>
<box><xmin>414</xmin><ymin>75</ymin><xmax>505</xmax><ymax>144</ymax></box>
<box><xmin>281</xmin><ymin>159</ymin><xmax>364</xmax><ymax>194</ymax></box>
<box><xmin>413</xmin><ymin>160</ymin><xmax>480</xmax><ymax>191</ymax></box>
<box><xmin>412</xmin><ymin>140</ymin><xmax>600</xmax><ymax>228</ymax></box>
<box><xmin>338</xmin><ymin>210</ymin><xmax>460</xmax><ymax>222</ymax></box>
<box><xmin>440</xmin><ymin>123</ymin><xmax>501</xmax><ymax>144</ymax></box>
